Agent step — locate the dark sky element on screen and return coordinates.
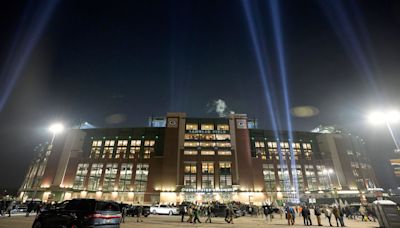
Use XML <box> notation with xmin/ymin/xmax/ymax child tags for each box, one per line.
<box><xmin>0</xmin><ymin>0</ymin><xmax>399</xmax><ymax>190</ymax></box>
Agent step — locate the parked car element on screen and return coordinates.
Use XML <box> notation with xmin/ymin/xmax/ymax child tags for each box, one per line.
<box><xmin>11</xmin><ymin>204</ymin><xmax>28</xmax><ymax>214</ymax></box>
<box><xmin>32</xmin><ymin>199</ymin><xmax>121</xmax><ymax>228</ymax></box>
<box><xmin>150</xmin><ymin>204</ymin><xmax>179</xmax><ymax>215</ymax></box>
<box><xmin>126</xmin><ymin>205</ymin><xmax>150</xmax><ymax>217</ymax></box>
<box><xmin>211</xmin><ymin>204</ymin><xmax>243</xmax><ymax>218</ymax></box>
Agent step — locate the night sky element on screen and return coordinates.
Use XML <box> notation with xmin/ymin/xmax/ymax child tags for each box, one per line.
<box><xmin>0</xmin><ymin>0</ymin><xmax>399</xmax><ymax>191</ymax></box>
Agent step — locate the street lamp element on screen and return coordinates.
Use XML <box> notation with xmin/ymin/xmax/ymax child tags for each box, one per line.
<box><xmin>367</xmin><ymin>110</ymin><xmax>400</xmax><ymax>151</ymax></box>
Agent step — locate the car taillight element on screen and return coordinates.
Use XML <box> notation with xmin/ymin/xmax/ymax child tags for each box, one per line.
<box><xmin>86</xmin><ymin>213</ymin><xmax>121</xmax><ymax>219</ymax></box>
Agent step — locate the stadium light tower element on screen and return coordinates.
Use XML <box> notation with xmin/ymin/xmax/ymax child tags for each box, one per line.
<box><xmin>368</xmin><ymin>110</ymin><xmax>400</xmax><ymax>152</ymax></box>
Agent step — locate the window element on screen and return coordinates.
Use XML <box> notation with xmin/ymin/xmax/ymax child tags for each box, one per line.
<box><xmin>305</xmin><ymin>164</ymin><xmax>317</xmax><ymax>191</ymax></box>
<box><xmin>280</xmin><ymin>142</ymin><xmax>289</xmax><ymax>160</ymax></box>
<box><xmin>255</xmin><ymin>141</ymin><xmax>266</xmax><ymax>160</ymax></box>
<box><xmin>216</xmin><ymin>134</ymin><xmax>230</xmax><ymax>140</ymax></box>
<box><xmin>219</xmin><ymin>162</ymin><xmax>232</xmax><ymax>188</ymax></box>
<box><xmin>90</xmin><ymin>141</ymin><xmax>102</xmax><ymax>158</ymax></box>
<box><xmin>102</xmin><ymin>140</ymin><xmax>115</xmax><ymax>159</ymax></box>
<box><xmin>199</xmin><ymin>134</ymin><xmax>216</xmax><ymax>140</ymax></box>
<box><xmin>302</xmin><ymin>143</ymin><xmax>313</xmax><ymax>160</ymax></box>
<box><xmin>202</xmin><ymin>162</ymin><xmax>214</xmax><ymax>174</ymax></box>
<box><xmin>143</xmin><ymin>148</ymin><xmax>153</xmax><ymax>159</ymax></box>
<box><xmin>184</xmin><ymin>150</ymin><xmax>198</xmax><ymax>155</ymax></box>
<box><xmin>134</xmin><ymin>164</ymin><xmax>149</xmax><ymax>192</ymax></box>
<box><xmin>202</xmin><ymin>162</ymin><xmax>214</xmax><ymax>188</ymax></box>
<box><xmin>186</xmin><ymin>124</ymin><xmax>198</xmax><ymax>130</ymax></box>
<box><xmin>262</xmin><ymin>164</ymin><xmax>276</xmax><ymax>191</ymax></box>
<box><xmin>185</xmin><ymin>134</ymin><xmax>199</xmax><ymax>140</ymax></box>
<box><xmin>292</xmin><ymin>143</ymin><xmax>301</xmax><ymax>160</ymax></box>
<box><xmin>217</xmin><ymin>124</ymin><xmax>229</xmax><ymax>131</ymax></box>
<box><xmin>184</xmin><ymin>163</ymin><xmax>197</xmax><ymax>188</ymax></box>
<box><xmin>267</xmin><ymin>142</ymin><xmax>278</xmax><ymax>160</ymax></box>
<box><xmin>201</xmin><ymin>124</ymin><xmax>214</xmax><ymax>130</ymax></box>
<box><xmin>201</xmin><ymin>150</ymin><xmax>215</xmax><ymax>155</ymax></box>
<box><xmin>73</xmin><ymin>163</ymin><xmax>89</xmax><ymax>190</ymax></box>
<box><xmin>129</xmin><ymin>140</ymin><xmax>141</xmax><ymax>159</ymax></box>
<box><xmin>216</xmin><ymin>142</ymin><xmax>231</xmax><ymax>148</ymax></box>
<box><xmin>119</xmin><ymin>163</ymin><xmax>133</xmax><ymax>191</ymax></box>
<box><xmin>200</xmin><ymin>141</ymin><xmax>215</xmax><ymax>147</ymax></box>
<box><xmin>294</xmin><ymin>165</ymin><xmax>304</xmax><ymax>191</ymax></box>
<box><xmin>184</xmin><ymin>142</ymin><xmax>199</xmax><ymax>147</ymax></box>
<box><xmin>316</xmin><ymin>165</ymin><xmax>330</xmax><ymax>190</ymax></box>
<box><xmin>103</xmin><ymin>163</ymin><xmax>119</xmax><ymax>191</ymax></box>
<box><xmin>143</xmin><ymin>140</ymin><xmax>155</xmax><ymax>159</ymax></box>
<box><xmin>277</xmin><ymin>164</ymin><xmax>289</xmax><ymax>190</ymax></box>
<box><xmin>115</xmin><ymin>140</ymin><xmax>128</xmax><ymax>159</ymax></box>
<box><xmin>88</xmin><ymin>163</ymin><xmax>103</xmax><ymax>191</ymax></box>
<box><xmin>218</xmin><ymin>150</ymin><xmax>231</xmax><ymax>156</ymax></box>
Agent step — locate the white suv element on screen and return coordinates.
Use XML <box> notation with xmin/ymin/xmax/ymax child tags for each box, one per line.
<box><xmin>150</xmin><ymin>205</ymin><xmax>179</xmax><ymax>215</ymax></box>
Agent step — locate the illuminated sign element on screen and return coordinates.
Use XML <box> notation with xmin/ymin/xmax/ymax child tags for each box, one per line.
<box><xmin>187</xmin><ymin>130</ymin><xmax>228</xmax><ymax>134</ymax></box>
<box><xmin>181</xmin><ymin>188</ymin><xmax>235</xmax><ymax>193</ymax></box>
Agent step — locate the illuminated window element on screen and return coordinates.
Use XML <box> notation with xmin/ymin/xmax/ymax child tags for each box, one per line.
<box><xmin>217</xmin><ymin>142</ymin><xmax>231</xmax><ymax>148</ymax></box>
<box><xmin>185</xmin><ymin>134</ymin><xmax>199</xmax><ymax>140</ymax></box>
<box><xmin>201</xmin><ymin>124</ymin><xmax>214</xmax><ymax>130</ymax></box>
<box><xmin>73</xmin><ymin>163</ymin><xmax>89</xmax><ymax>190</ymax></box>
<box><xmin>305</xmin><ymin>164</ymin><xmax>317</xmax><ymax>191</ymax></box>
<box><xmin>134</xmin><ymin>163</ymin><xmax>149</xmax><ymax>192</ymax></box>
<box><xmin>103</xmin><ymin>163</ymin><xmax>119</xmax><ymax>191</ymax></box>
<box><xmin>90</xmin><ymin>140</ymin><xmax>102</xmax><ymax>158</ymax></box>
<box><xmin>217</xmin><ymin>124</ymin><xmax>229</xmax><ymax>131</ymax></box>
<box><xmin>202</xmin><ymin>162</ymin><xmax>214</xmax><ymax>174</ymax></box>
<box><xmin>119</xmin><ymin>163</ymin><xmax>133</xmax><ymax>191</ymax></box>
<box><xmin>115</xmin><ymin>140</ymin><xmax>128</xmax><ymax>159</ymax></box>
<box><xmin>218</xmin><ymin>150</ymin><xmax>232</xmax><ymax>156</ymax></box>
<box><xmin>277</xmin><ymin>164</ymin><xmax>290</xmax><ymax>190</ymax></box>
<box><xmin>143</xmin><ymin>148</ymin><xmax>153</xmax><ymax>159</ymax></box>
<box><xmin>102</xmin><ymin>140</ymin><xmax>115</xmax><ymax>159</ymax></box>
<box><xmin>316</xmin><ymin>165</ymin><xmax>330</xmax><ymax>190</ymax></box>
<box><xmin>184</xmin><ymin>150</ymin><xmax>198</xmax><ymax>155</ymax></box>
<box><xmin>183</xmin><ymin>161</ymin><xmax>198</xmax><ymax>190</ymax></box>
<box><xmin>186</xmin><ymin>124</ymin><xmax>198</xmax><ymax>130</ymax></box>
<box><xmin>262</xmin><ymin>164</ymin><xmax>276</xmax><ymax>191</ymax></box>
<box><xmin>255</xmin><ymin>141</ymin><xmax>265</xmax><ymax>148</ymax></box>
<box><xmin>200</xmin><ymin>141</ymin><xmax>215</xmax><ymax>147</ymax></box>
<box><xmin>184</xmin><ymin>142</ymin><xmax>199</xmax><ymax>147</ymax></box>
<box><xmin>302</xmin><ymin>143</ymin><xmax>313</xmax><ymax>160</ymax></box>
<box><xmin>129</xmin><ymin>140</ymin><xmax>141</xmax><ymax>159</ymax></box>
<box><xmin>144</xmin><ymin>140</ymin><xmax>155</xmax><ymax>147</ymax></box>
<box><xmin>219</xmin><ymin>162</ymin><xmax>232</xmax><ymax>188</ymax></box>
<box><xmin>216</xmin><ymin>134</ymin><xmax>230</xmax><ymax>140</ymax></box>
<box><xmin>294</xmin><ymin>164</ymin><xmax>304</xmax><ymax>191</ymax></box>
<box><xmin>199</xmin><ymin>134</ymin><xmax>216</xmax><ymax>140</ymax></box>
<box><xmin>88</xmin><ymin>163</ymin><xmax>103</xmax><ymax>191</ymax></box>
<box><xmin>201</xmin><ymin>150</ymin><xmax>215</xmax><ymax>155</ymax></box>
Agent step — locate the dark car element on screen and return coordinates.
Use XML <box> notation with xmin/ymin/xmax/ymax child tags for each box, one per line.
<box><xmin>32</xmin><ymin>199</ymin><xmax>121</xmax><ymax>228</ymax></box>
<box><xmin>126</xmin><ymin>205</ymin><xmax>150</xmax><ymax>217</ymax></box>
<box><xmin>211</xmin><ymin>204</ymin><xmax>242</xmax><ymax>218</ymax></box>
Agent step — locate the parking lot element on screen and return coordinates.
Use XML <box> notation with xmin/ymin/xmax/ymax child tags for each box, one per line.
<box><xmin>0</xmin><ymin>214</ymin><xmax>379</xmax><ymax>228</ymax></box>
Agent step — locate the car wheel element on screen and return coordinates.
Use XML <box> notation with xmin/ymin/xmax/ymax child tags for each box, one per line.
<box><xmin>168</xmin><ymin>211</ymin><xmax>173</xmax><ymax>216</ymax></box>
<box><xmin>32</xmin><ymin>221</ymin><xmax>42</xmax><ymax>228</ymax></box>
<box><xmin>152</xmin><ymin>210</ymin><xmax>157</xmax><ymax>215</ymax></box>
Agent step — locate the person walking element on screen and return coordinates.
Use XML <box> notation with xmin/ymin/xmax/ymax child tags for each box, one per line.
<box><xmin>332</xmin><ymin>206</ymin><xmax>340</xmax><ymax>227</ymax></box>
<box><xmin>286</xmin><ymin>206</ymin><xmax>295</xmax><ymax>225</ymax></box>
<box><xmin>339</xmin><ymin>206</ymin><xmax>346</xmax><ymax>227</ymax></box>
<box><xmin>227</xmin><ymin>204</ymin><xmax>234</xmax><ymax>224</ymax></box>
<box><xmin>136</xmin><ymin>204</ymin><xmax>143</xmax><ymax>222</ymax></box>
<box><xmin>193</xmin><ymin>206</ymin><xmax>201</xmax><ymax>224</ymax></box>
<box><xmin>26</xmin><ymin>200</ymin><xmax>34</xmax><ymax>217</ymax></box>
<box><xmin>204</xmin><ymin>205</ymin><xmax>212</xmax><ymax>223</ymax></box>
<box><xmin>187</xmin><ymin>205</ymin><xmax>193</xmax><ymax>223</ymax></box>
<box><xmin>121</xmin><ymin>206</ymin><xmax>127</xmax><ymax>223</ymax></box>
<box><xmin>324</xmin><ymin>207</ymin><xmax>333</xmax><ymax>226</ymax></box>
<box><xmin>315</xmin><ymin>205</ymin><xmax>323</xmax><ymax>226</ymax></box>
<box><xmin>302</xmin><ymin>206</ymin><xmax>312</xmax><ymax>226</ymax></box>
<box><xmin>180</xmin><ymin>204</ymin><xmax>186</xmax><ymax>222</ymax></box>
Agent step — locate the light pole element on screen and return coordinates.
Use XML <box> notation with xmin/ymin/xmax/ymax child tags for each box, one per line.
<box><xmin>49</xmin><ymin>123</ymin><xmax>64</xmax><ymax>145</ymax></box>
<box><xmin>32</xmin><ymin>123</ymin><xmax>64</xmax><ymax>201</ymax></box>
<box><xmin>368</xmin><ymin>110</ymin><xmax>400</xmax><ymax>151</ymax></box>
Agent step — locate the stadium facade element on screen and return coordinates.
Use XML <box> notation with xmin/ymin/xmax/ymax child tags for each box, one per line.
<box><xmin>19</xmin><ymin>113</ymin><xmax>380</xmax><ymax>204</ymax></box>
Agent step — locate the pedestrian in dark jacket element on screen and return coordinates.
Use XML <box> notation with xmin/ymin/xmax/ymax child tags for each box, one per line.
<box><xmin>315</xmin><ymin>206</ymin><xmax>323</xmax><ymax>226</ymax></box>
<box><xmin>301</xmin><ymin>206</ymin><xmax>312</xmax><ymax>226</ymax></box>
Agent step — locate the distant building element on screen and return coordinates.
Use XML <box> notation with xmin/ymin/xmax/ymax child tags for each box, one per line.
<box><xmin>19</xmin><ymin>113</ymin><xmax>379</xmax><ymax>204</ymax></box>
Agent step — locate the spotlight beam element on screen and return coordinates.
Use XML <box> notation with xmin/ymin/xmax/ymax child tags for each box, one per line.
<box><xmin>269</xmin><ymin>0</ymin><xmax>299</xmax><ymax>203</ymax></box>
<box><xmin>241</xmin><ymin>0</ymin><xmax>291</xmax><ymax>194</ymax></box>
